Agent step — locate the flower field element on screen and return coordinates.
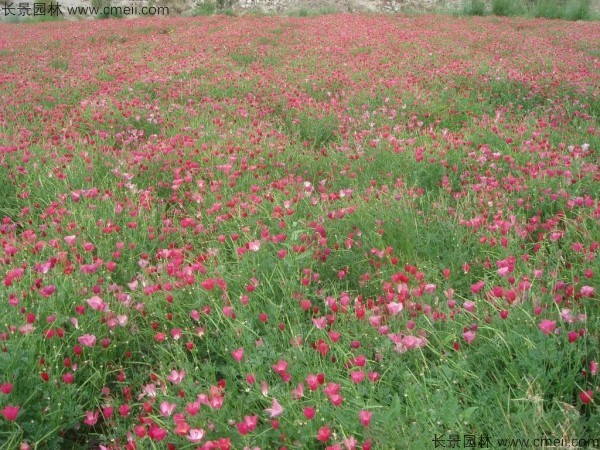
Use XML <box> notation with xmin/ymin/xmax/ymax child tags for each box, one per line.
<box><xmin>0</xmin><ymin>13</ymin><xmax>599</xmax><ymax>449</ymax></box>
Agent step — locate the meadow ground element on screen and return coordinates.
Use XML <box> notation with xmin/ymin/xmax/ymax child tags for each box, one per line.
<box><xmin>0</xmin><ymin>13</ymin><xmax>599</xmax><ymax>450</ymax></box>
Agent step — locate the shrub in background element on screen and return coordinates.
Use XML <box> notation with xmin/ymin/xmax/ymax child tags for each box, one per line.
<box><xmin>462</xmin><ymin>0</ymin><xmax>487</xmax><ymax>15</ymax></box>
<box><xmin>564</xmin><ymin>0</ymin><xmax>593</xmax><ymax>19</ymax></box>
<box><xmin>491</xmin><ymin>0</ymin><xmax>526</xmax><ymax>16</ymax></box>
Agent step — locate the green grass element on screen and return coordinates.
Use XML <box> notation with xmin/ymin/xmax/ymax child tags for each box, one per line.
<box><xmin>286</xmin><ymin>6</ymin><xmax>338</xmax><ymax>17</ymax></box>
<box><xmin>463</xmin><ymin>0</ymin><xmax>487</xmax><ymax>16</ymax></box>
<box><xmin>460</xmin><ymin>0</ymin><xmax>597</xmax><ymax>19</ymax></box>
<box><xmin>191</xmin><ymin>1</ymin><xmax>217</xmax><ymax>16</ymax></box>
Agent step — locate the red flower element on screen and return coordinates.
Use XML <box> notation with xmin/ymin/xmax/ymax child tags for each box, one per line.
<box><xmin>580</xmin><ymin>390</ymin><xmax>594</xmax><ymax>405</ymax></box>
<box><xmin>148</xmin><ymin>425</ymin><xmax>167</xmax><ymax>441</ymax></box>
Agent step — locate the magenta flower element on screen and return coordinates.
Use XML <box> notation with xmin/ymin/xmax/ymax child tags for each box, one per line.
<box><xmin>304</xmin><ymin>406</ymin><xmax>316</xmax><ymax>419</ymax></box>
<box><xmin>148</xmin><ymin>425</ymin><xmax>167</xmax><ymax>441</ymax></box>
<box><xmin>1</xmin><ymin>405</ymin><xmax>20</xmax><ymax>422</ymax></box>
<box><xmin>538</xmin><ymin>319</ymin><xmax>556</xmax><ymax>335</ymax></box>
<box><xmin>40</xmin><ymin>285</ymin><xmax>56</xmax><ymax>298</ymax></box>
<box><xmin>316</xmin><ymin>425</ymin><xmax>332</xmax><ymax>443</ymax></box>
<box><xmin>231</xmin><ymin>348</ymin><xmax>244</xmax><ymax>362</ymax></box>
<box><xmin>359</xmin><ymin>410</ymin><xmax>373</xmax><ymax>427</ymax></box>
<box><xmin>83</xmin><ymin>410</ymin><xmax>99</xmax><ymax>426</ymax></box>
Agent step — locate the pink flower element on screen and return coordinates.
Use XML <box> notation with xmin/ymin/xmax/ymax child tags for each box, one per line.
<box><xmin>78</xmin><ymin>334</ymin><xmax>96</xmax><ymax>347</ymax></box>
<box><xmin>166</xmin><ymin>369</ymin><xmax>185</xmax><ymax>384</ymax></box>
<box><xmin>160</xmin><ymin>401</ymin><xmax>177</xmax><ymax>417</ymax></box>
<box><xmin>62</xmin><ymin>372</ymin><xmax>74</xmax><ymax>384</ymax></box>
<box><xmin>201</xmin><ymin>278</ymin><xmax>215</xmax><ymax>290</ymax></box>
<box><xmin>580</xmin><ymin>286</ymin><xmax>595</xmax><ymax>298</ymax></box>
<box><xmin>173</xmin><ymin>414</ymin><xmax>190</xmax><ymax>436</ymax></box>
<box><xmin>248</xmin><ymin>240</ymin><xmax>261</xmax><ymax>251</ymax></box>
<box><xmin>463</xmin><ymin>331</ymin><xmax>476</xmax><ymax>344</ymax></box>
<box><xmin>1</xmin><ymin>383</ymin><xmax>13</xmax><ymax>394</ymax></box>
<box><xmin>497</xmin><ymin>267</ymin><xmax>510</xmax><ymax>277</ymax></box>
<box><xmin>359</xmin><ymin>410</ymin><xmax>372</xmax><ymax>427</ymax></box>
<box><xmin>86</xmin><ymin>296</ymin><xmax>107</xmax><ymax>311</ymax></box>
<box><xmin>470</xmin><ymin>281</ymin><xmax>485</xmax><ymax>294</ymax></box>
<box><xmin>316</xmin><ymin>425</ymin><xmax>331</xmax><ymax>443</ymax></box>
<box><xmin>291</xmin><ymin>383</ymin><xmax>304</xmax><ymax>399</ymax></box>
<box><xmin>1</xmin><ymin>405</ymin><xmax>20</xmax><ymax>421</ymax></box>
<box><xmin>304</xmin><ymin>406</ymin><xmax>316</xmax><ymax>419</ymax></box>
<box><xmin>188</xmin><ymin>428</ymin><xmax>205</xmax><ymax>443</ymax></box>
<box><xmin>236</xmin><ymin>415</ymin><xmax>258</xmax><ymax>435</ymax></box>
<box><xmin>590</xmin><ymin>361</ymin><xmax>598</xmax><ymax>375</ymax></box>
<box><xmin>272</xmin><ymin>360</ymin><xmax>288</xmax><ymax>374</ymax></box>
<box><xmin>343</xmin><ymin>435</ymin><xmax>358</xmax><ymax>450</ymax></box>
<box><xmin>84</xmin><ymin>410</ymin><xmax>99</xmax><ymax>426</ymax></box>
<box><xmin>462</xmin><ymin>301</ymin><xmax>475</xmax><ymax>312</ymax></box>
<box><xmin>368</xmin><ymin>315</ymin><xmax>381</xmax><ymax>327</ymax></box>
<box><xmin>232</xmin><ymin>348</ymin><xmax>244</xmax><ymax>362</ymax></box>
<box><xmin>387</xmin><ymin>302</ymin><xmax>403</xmax><ymax>315</ymax></box>
<box><xmin>312</xmin><ymin>317</ymin><xmax>327</xmax><ymax>329</ymax></box>
<box><xmin>322</xmin><ymin>382</ymin><xmax>340</xmax><ymax>396</ymax></box>
<box><xmin>265</xmin><ymin>398</ymin><xmax>284</xmax><ymax>418</ymax></box>
<box><xmin>538</xmin><ymin>319</ymin><xmax>556</xmax><ymax>335</ymax></box>
<box><xmin>40</xmin><ymin>285</ymin><xmax>56</xmax><ymax>298</ymax></box>
<box><xmin>350</xmin><ymin>371</ymin><xmax>365</xmax><ymax>383</ymax></box>
<box><xmin>118</xmin><ymin>404</ymin><xmax>130</xmax><ymax>417</ymax></box>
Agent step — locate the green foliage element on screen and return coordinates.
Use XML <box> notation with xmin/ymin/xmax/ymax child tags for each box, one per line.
<box><xmin>463</xmin><ymin>0</ymin><xmax>487</xmax><ymax>15</ymax></box>
<box><xmin>92</xmin><ymin>0</ymin><xmax>123</xmax><ymax>18</ymax></box>
<box><xmin>0</xmin><ymin>164</ymin><xmax>20</xmax><ymax>221</ymax></box>
<box><xmin>284</xmin><ymin>111</ymin><xmax>340</xmax><ymax>148</ymax></box>
<box><xmin>193</xmin><ymin>0</ymin><xmax>234</xmax><ymax>15</ymax></box>
<box><xmin>492</xmin><ymin>0</ymin><xmax>525</xmax><ymax>16</ymax></box>
<box><xmin>530</xmin><ymin>0</ymin><xmax>565</xmax><ymax>18</ymax></box>
<box><xmin>564</xmin><ymin>0</ymin><xmax>593</xmax><ymax>19</ymax></box>
<box><xmin>287</xmin><ymin>6</ymin><xmax>338</xmax><ymax>16</ymax></box>
<box><xmin>484</xmin><ymin>0</ymin><xmax>596</xmax><ymax>20</ymax></box>
<box><xmin>192</xmin><ymin>0</ymin><xmax>216</xmax><ymax>16</ymax></box>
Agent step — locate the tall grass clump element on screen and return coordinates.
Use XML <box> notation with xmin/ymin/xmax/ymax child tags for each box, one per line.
<box><xmin>488</xmin><ymin>0</ymin><xmax>595</xmax><ymax>19</ymax></box>
<box><xmin>287</xmin><ymin>6</ymin><xmax>338</xmax><ymax>16</ymax></box>
<box><xmin>192</xmin><ymin>0</ymin><xmax>216</xmax><ymax>15</ymax></box>
<box><xmin>563</xmin><ymin>0</ymin><xmax>593</xmax><ymax>19</ymax></box>
<box><xmin>531</xmin><ymin>0</ymin><xmax>565</xmax><ymax>18</ymax></box>
<box><xmin>462</xmin><ymin>0</ymin><xmax>487</xmax><ymax>15</ymax></box>
<box><xmin>491</xmin><ymin>0</ymin><xmax>525</xmax><ymax>16</ymax></box>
